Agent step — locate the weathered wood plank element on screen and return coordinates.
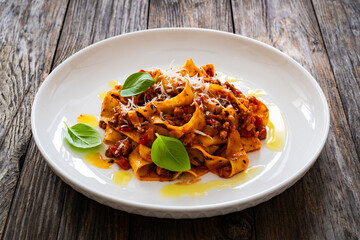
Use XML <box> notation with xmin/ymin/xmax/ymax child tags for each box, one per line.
<box><xmin>148</xmin><ymin>0</ymin><xmax>233</xmax><ymax>31</ymax></box>
<box><xmin>53</xmin><ymin>0</ymin><xmax>149</xmax><ymax>68</ymax></box>
<box><xmin>312</xmin><ymin>0</ymin><xmax>360</xmax><ymax>158</ymax></box>
<box><xmin>2</xmin><ymin>0</ymin><xmax>148</xmax><ymax>239</ymax></box>
<box><xmin>0</xmin><ymin>0</ymin><xmax>68</xmax><ymax>237</ymax></box>
<box><xmin>2</xmin><ymin>141</ymin><xmax>68</xmax><ymax>239</ymax></box>
<box><xmin>57</xmin><ymin>189</ymin><xmax>129</xmax><ymax>240</ymax></box>
<box><xmin>232</xmin><ymin>0</ymin><xmax>360</xmax><ymax>239</ymax></box>
<box><xmin>129</xmin><ymin>211</ymin><xmax>255</xmax><ymax>240</ymax></box>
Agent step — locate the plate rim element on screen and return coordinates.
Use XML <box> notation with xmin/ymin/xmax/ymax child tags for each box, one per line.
<box><xmin>31</xmin><ymin>28</ymin><xmax>330</xmax><ymax>214</ymax></box>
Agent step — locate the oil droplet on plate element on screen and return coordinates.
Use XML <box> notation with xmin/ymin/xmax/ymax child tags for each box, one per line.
<box><xmin>108</xmin><ymin>80</ymin><xmax>118</xmax><ymax>88</ymax></box>
<box><xmin>84</xmin><ymin>152</ymin><xmax>112</xmax><ymax>169</ymax></box>
<box><xmin>112</xmin><ymin>171</ymin><xmax>132</xmax><ymax>187</ymax></box>
<box><xmin>225</xmin><ymin>75</ymin><xmax>241</xmax><ymax>82</ymax></box>
<box><xmin>160</xmin><ymin>166</ymin><xmax>264</xmax><ymax>198</ymax></box>
<box><xmin>247</xmin><ymin>89</ymin><xmax>267</xmax><ymax>98</ymax></box>
<box><xmin>98</xmin><ymin>91</ymin><xmax>107</xmax><ymax>101</ymax></box>
<box><xmin>77</xmin><ymin>114</ymin><xmax>99</xmax><ymax>128</ymax></box>
<box><xmin>265</xmin><ymin>104</ymin><xmax>286</xmax><ymax>151</ymax></box>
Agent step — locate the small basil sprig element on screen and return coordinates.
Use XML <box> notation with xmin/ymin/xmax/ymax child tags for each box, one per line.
<box><xmin>64</xmin><ymin>122</ymin><xmax>102</xmax><ymax>149</ymax></box>
<box><xmin>120</xmin><ymin>72</ymin><xmax>154</xmax><ymax>97</ymax></box>
<box><xmin>151</xmin><ymin>133</ymin><xmax>190</xmax><ymax>172</ymax></box>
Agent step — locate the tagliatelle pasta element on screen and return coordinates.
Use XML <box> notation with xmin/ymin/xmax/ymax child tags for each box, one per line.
<box><xmin>99</xmin><ymin>59</ymin><xmax>268</xmax><ymax>181</ymax></box>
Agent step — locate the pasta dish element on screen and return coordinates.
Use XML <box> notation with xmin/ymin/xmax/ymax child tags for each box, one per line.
<box><xmin>99</xmin><ymin>59</ymin><xmax>268</xmax><ymax>181</ymax></box>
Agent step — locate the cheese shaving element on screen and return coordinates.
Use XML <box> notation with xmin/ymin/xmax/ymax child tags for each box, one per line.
<box><xmin>194</xmin><ymin>130</ymin><xmax>211</xmax><ymax>138</ymax></box>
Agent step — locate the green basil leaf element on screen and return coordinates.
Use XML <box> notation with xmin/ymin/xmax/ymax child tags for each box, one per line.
<box><xmin>64</xmin><ymin>122</ymin><xmax>102</xmax><ymax>149</ymax></box>
<box><xmin>120</xmin><ymin>72</ymin><xmax>154</xmax><ymax>97</ymax></box>
<box><xmin>151</xmin><ymin>133</ymin><xmax>190</xmax><ymax>172</ymax></box>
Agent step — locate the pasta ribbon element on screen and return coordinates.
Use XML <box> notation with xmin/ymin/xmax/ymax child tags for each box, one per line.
<box><xmin>139</xmin><ymin>144</ymin><xmax>152</xmax><ymax>162</ymax></box>
<box><xmin>163</xmin><ymin>101</ymin><xmax>206</xmax><ymax>135</ymax></box>
<box><xmin>100</xmin><ymin>91</ymin><xmax>120</xmax><ymax>122</ymax></box>
<box><xmin>129</xmin><ymin>146</ymin><xmax>154</xmax><ymax>180</ymax></box>
<box><xmin>192</xmin><ymin>145</ymin><xmax>229</xmax><ymax>173</ymax></box>
<box><xmin>223</xmin><ymin>128</ymin><xmax>248</xmax><ymax>177</ymax></box>
<box><xmin>241</xmin><ymin>136</ymin><xmax>262</xmax><ymax>152</ymax></box>
<box><xmin>182</xmin><ymin>58</ymin><xmax>204</xmax><ymax>77</ymax></box>
<box><xmin>155</xmin><ymin>80</ymin><xmax>194</xmax><ymax>114</ymax></box>
<box><xmin>103</xmin><ymin>125</ymin><xmax>124</xmax><ymax>145</ymax></box>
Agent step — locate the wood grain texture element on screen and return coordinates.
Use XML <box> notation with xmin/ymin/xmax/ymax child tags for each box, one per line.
<box><xmin>312</xmin><ymin>0</ymin><xmax>360</xmax><ymax>158</ymax></box>
<box><xmin>232</xmin><ymin>0</ymin><xmax>360</xmax><ymax>239</ymax></box>
<box><xmin>53</xmin><ymin>0</ymin><xmax>149</xmax><ymax>68</ymax></box>
<box><xmin>0</xmin><ymin>0</ymin><xmax>68</xmax><ymax>237</ymax></box>
<box><xmin>148</xmin><ymin>0</ymin><xmax>233</xmax><ymax>31</ymax></box>
<box><xmin>129</xmin><ymin>211</ymin><xmax>255</xmax><ymax>240</ymax></box>
<box><xmin>2</xmin><ymin>0</ymin><xmax>148</xmax><ymax>239</ymax></box>
<box><xmin>57</xmin><ymin>189</ymin><xmax>129</xmax><ymax>240</ymax></box>
<box><xmin>2</xmin><ymin>141</ymin><xmax>68</xmax><ymax>239</ymax></box>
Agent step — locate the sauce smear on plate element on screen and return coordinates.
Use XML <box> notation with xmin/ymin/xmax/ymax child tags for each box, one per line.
<box><xmin>77</xmin><ymin>114</ymin><xmax>99</xmax><ymax>128</ymax></box>
<box><xmin>112</xmin><ymin>171</ymin><xmax>132</xmax><ymax>187</ymax></box>
<box><xmin>84</xmin><ymin>152</ymin><xmax>112</xmax><ymax>169</ymax></box>
<box><xmin>108</xmin><ymin>80</ymin><xmax>118</xmax><ymax>88</ymax></box>
<box><xmin>160</xmin><ymin>166</ymin><xmax>264</xmax><ymax>198</ymax></box>
<box><xmin>247</xmin><ymin>88</ymin><xmax>266</xmax><ymax>97</ymax></box>
<box><xmin>265</xmin><ymin>104</ymin><xmax>286</xmax><ymax>151</ymax></box>
<box><xmin>98</xmin><ymin>92</ymin><xmax>107</xmax><ymax>101</ymax></box>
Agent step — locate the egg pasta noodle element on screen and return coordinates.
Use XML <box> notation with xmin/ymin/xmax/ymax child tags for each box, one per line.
<box><xmin>100</xmin><ymin>59</ymin><xmax>268</xmax><ymax>181</ymax></box>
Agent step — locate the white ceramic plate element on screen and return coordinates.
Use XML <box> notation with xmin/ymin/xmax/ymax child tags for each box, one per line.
<box><xmin>31</xmin><ymin>28</ymin><xmax>329</xmax><ymax>218</ymax></box>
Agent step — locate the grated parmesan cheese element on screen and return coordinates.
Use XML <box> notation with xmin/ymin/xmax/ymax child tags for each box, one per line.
<box><xmin>115</xmin><ymin>141</ymin><xmax>124</xmax><ymax>155</ymax></box>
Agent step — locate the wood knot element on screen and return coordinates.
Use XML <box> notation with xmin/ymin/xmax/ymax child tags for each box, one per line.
<box><xmin>220</xmin><ymin>213</ymin><xmax>253</xmax><ymax>240</ymax></box>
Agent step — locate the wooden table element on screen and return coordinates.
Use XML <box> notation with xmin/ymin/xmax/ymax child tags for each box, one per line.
<box><xmin>1</xmin><ymin>0</ymin><xmax>359</xmax><ymax>239</ymax></box>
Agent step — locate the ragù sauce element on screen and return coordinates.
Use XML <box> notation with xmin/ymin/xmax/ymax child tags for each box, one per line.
<box><xmin>160</xmin><ymin>166</ymin><xmax>264</xmax><ymax>198</ymax></box>
<box><xmin>77</xmin><ymin>114</ymin><xmax>99</xmax><ymax>128</ymax></box>
<box><xmin>84</xmin><ymin>152</ymin><xmax>112</xmax><ymax>169</ymax></box>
